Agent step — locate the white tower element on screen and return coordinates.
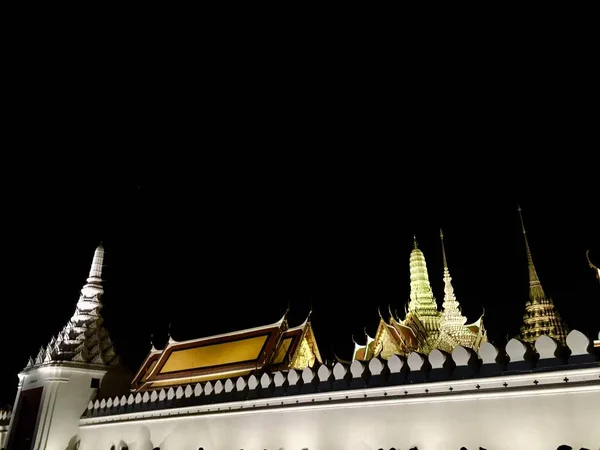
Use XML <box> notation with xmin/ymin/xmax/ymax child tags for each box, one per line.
<box><xmin>5</xmin><ymin>244</ymin><xmax>118</xmax><ymax>450</ymax></box>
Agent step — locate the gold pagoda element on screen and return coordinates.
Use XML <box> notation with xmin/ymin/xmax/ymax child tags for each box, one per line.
<box><xmin>353</xmin><ymin>233</ymin><xmax>486</xmax><ymax>361</ymax></box>
<box><xmin>518</xmin><ymin>206</ymin><xmax>569</xmax><ymax>345</ymax></box>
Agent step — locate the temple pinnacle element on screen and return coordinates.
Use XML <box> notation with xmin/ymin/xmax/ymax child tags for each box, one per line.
<box><xmin>413</xmin><ymin>235</ymin><xmax>418</xmax><ymax>249</ymax></box>
<box><xmin>517</xmin><ymin>205</ymin><xmax>540</xmax><ymax>286</ymax></box>
<box><xmin>517</xmin><ymin>206</ymin><xmax>568</xmax><ymax>345</ymax></box>
<box><xmin>81</xmin><ymin>243</ymin><xmax>104</xmax><ymax>297</ymax></box>
<box><xmin>440</xmin><ymin>229</ymin><xmax>448</xmax><ymax>269</ymax></box>
<box><xmin>439</xmin><ymin>230</ymin><xmax>465</xmax><ymax>326</ymax></box>
<box><xmin>88</xmin><ymin>243</ymin><xmax>105</xmax><ymax>282</ymax></box>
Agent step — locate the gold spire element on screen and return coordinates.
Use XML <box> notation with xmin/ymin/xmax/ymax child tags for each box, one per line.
<box><xmin>440</xmin><ymin>229</ymin><xmax>448</xmax><ymax>269</ymax></box>
<box><xmin>413</xmin><ymin>235</ymin><xmax>418</xmax><ymax>249</ymax></box>
<box><xmin>408</xmin><ymin>239</ymin><xmax>439</xmax><ymax>318</ymax></box>
<box><xmin>439</xmin><ymin>229</ymin><xmax>466</xmax><ymax>327</ymax></box>
<box><xmin>517</xmin><ymin>206</ymin><xmax>568</xmax><ymax>345</ymax></box>
<box><xmin>517</xmin><ymin>205</ymin><xmax>542</xmax><ymax>292</ymax></box>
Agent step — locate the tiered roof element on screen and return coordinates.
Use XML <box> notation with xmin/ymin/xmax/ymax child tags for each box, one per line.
<box><xmin>353</xmin><ymin>233</ymin><xmax>486</xmax><ymax>361</ymax></box>
<box><xmin>131</xmin><ymin>311</ymin><xmax>321</xmax><ymax>391</ymax></box>
<box><xmin>518</xmin><ymin>207</ymin><xmax>569</xmax><ymax>345</ymax></box>
<box><xmin>23</xmin><ymin>244</ymin><xmax>118</xmax><ymax>371</ymax></box>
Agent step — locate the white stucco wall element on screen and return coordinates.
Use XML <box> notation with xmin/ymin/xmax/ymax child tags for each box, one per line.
<box><xmin>8</xmin><ymin>365</ymin><xmax>107</xmax><ymax>450</ymax></box>
<box><xmin>79</xmin><ymin>369</ymin><xmax>600</xmax><ymax>450</ymax></box>
<box><xmin>0</xmin><ymin>424</ymin><xmax>8</xmax><ymax>449</ymax></box>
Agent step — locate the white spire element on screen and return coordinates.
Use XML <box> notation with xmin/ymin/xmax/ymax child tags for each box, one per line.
<box><xmin>81</xmin><ymin>243</ymin><xmax>104</xmax><ymax>298</ymax></box>
<box><xmin>24</xmin><ymin>244</ymin><xmax>118</xmax><ymax>371</ymax></box>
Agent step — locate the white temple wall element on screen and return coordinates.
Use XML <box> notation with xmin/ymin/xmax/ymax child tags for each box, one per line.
<box><xmin>10</xmin><ymin>366</ymin><xmax>107</xmax><ymax>450</ymax></box>
<box><xmin>78</xmin><ymin>383</ymin><xmax>600</xmax><ymax>450</ymax></box>
<box><xmin>0</xmin><ymin>425</ymin><xmax>8</xmax><ymax>449</ymax></box>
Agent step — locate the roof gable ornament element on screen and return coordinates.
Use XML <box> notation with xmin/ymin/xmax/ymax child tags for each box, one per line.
<box><xmin>586</xmin><ymin>250</ymin><xmax>600</xmax><ymax>282</ymax></box>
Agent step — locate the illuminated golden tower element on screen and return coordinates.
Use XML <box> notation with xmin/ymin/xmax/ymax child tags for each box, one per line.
<box><xmin>439</xmin><ymin>229</ymin><xmax>467</xmax><ymax>328</ymax></box>
<box><xmin>403</xmin><ymin>237</ymin><xmax>442</xmax><ymax>351</ymax></box>
<box><xmin>436</xmin><ymin>230</ymin><xmax>487</xmax><ymax>352</ymax></box>
<box><xmin>518</xmin><ymin>206</ymin><xmax>568</xmax><ymax>346</ymax></box>
<box><xmin>407</xmin><ymin>237</ymin><xmax>440</xmax><ymax>317</ymax></box>
<box><xmin>358</xmin><ymin>235</ymin><xmax>486</xmax><ymax>361</ymax></box>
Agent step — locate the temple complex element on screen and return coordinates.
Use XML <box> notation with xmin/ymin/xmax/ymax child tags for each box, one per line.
<box><xmin>518</xmin><ymin>206</ymin><xmax>569</xmax><ymax>346</ymax></box>
<box><xmin>352</xmin><ymin>232</ymin><xmax>486</xmax><ymax>362</ymax></box>
<box><xmin>1</xmin><ymin>214</ymin><xmax>598</xmax><ymax>449</ymax></box>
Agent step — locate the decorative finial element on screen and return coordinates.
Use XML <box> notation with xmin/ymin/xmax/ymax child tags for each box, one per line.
<box><xmin>517</xmin><ymin>204</ymin><xmax>526</xmax><ymax>234</ymax></box>
<box><xmin>517</xmin><ymin>205</ymin><xmax>540</xmax><ymax>285</ymax></box>
<box><xmin>377</xmin><ymin>305</ymin><xmax>383</xmax><ymax>320</ymax></box>
<box><xmin>413</xmin><ymin>235</ymin><xmax>418</xmax><ymax>249</ymax></box>
<box><xmin>587</xmin><ymin>250</ymin><xmax>600</xmax><ymax>282</ymax></box>
<box><xmin>440</xmin><ymin>228</ymin><xmax>448</xmax><ymax>269</ymax></box>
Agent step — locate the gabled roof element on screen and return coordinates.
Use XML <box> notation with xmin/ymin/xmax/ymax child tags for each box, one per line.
<box><xmin>132</xmin><ymin>313</ymin><xmax>286</xmax><ymax>391</ymax></box>
<box><xmin>132</xmin><ymin>312</ymin><xmax>322</xmax><ymax>391</ymax></box>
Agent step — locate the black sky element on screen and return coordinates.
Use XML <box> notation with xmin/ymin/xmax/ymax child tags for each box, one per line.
<box><xmin>1</xmin><ymin>166</ymin><xmax>598</xmax><ymax>406</ymax></box>
<box><xmin>1</xmin><ymin>34</ymin><xmax>599</xmax><ymax>405</ymax></box>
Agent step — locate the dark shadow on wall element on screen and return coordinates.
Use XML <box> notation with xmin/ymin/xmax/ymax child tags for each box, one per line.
<box><xmin>98</xmin><ymin>363</ymin><xmax>134</xmax><ymax>399</ymax></box>
<box><xmin>65</xmin><ymin>435</ymin><xmax>80</xmax><ymax>450</ymax></box>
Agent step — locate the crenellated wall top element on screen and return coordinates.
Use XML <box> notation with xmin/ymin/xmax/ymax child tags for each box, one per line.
<box><xmin>82</xmin><ymin>329</ymin><xmax>599</xmax><ymax>424</ymax></box>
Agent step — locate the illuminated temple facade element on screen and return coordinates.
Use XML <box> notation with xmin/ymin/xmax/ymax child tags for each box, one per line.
<box><xmin>352</xmin><ymin>232</ymin><xmax>486</xmax><ymax>362</ymax></box>
<box><xmin>1</xmin><ymin>213</ymin><xmax>599</xmax><ymax>449</ymax></box>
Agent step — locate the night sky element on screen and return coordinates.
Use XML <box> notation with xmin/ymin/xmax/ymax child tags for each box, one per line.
<box><xmin>1</xmin><ymin>167</ymin><xmax>597</xmax><ymax>406</ymax></box>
